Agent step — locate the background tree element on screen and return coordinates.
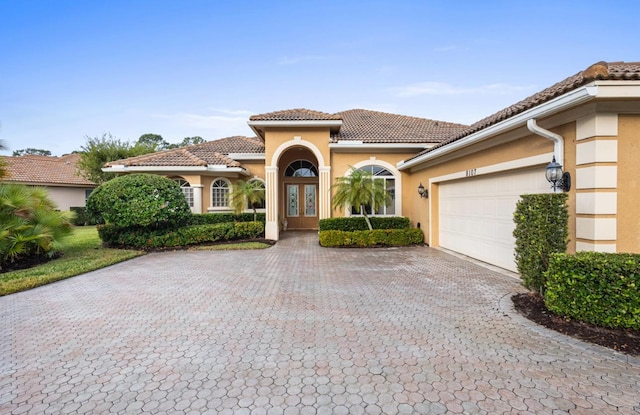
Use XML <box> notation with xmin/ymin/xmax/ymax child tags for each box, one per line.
<box><xmin>0</xmin><ymin>140</ymin><xmax>7</xmax><ymax>180</ymax></box>
<box><xmin>229</xmin><ymin>179</ymin><xmax>265</xmax><ymax>221</ymax></box>
<box><xmin>77</xmin><ymin>133</ymin><xmax>153</xmax><ymax>184</ymax></box>
<box><xmin>12</xmin><ymin>148</ymin><xmax>52</xmax><ymax>157</ymax></box>
<box><xmin>331</xmin><ymin>168</ymin><xmax>391</xmax><ymax>230</ymax></box>
<box><xmin>178</xmin><ymin>136</ymin><xmax>205</xmax><ymax>147</ymax></box>
<box><xmin>136</xmin><ymin>133</ymin><xmax>171</xmax><ymax>152</ymax></box>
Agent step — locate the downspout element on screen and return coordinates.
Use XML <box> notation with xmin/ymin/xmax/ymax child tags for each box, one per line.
<box><xmin>526</xmin><ymin>119</ymin><xmax>563</xmax><ymax>163</ymax></box>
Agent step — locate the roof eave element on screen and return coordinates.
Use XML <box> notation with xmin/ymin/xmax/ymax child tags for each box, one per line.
<box><xmin>103</xmin><ymin>165</ymin><xmax>209</xmax><ymax>172</ymax></box>
<box><xmin>397</xmin><ymin>84</ymin><xmax>599</xmax><ymax>171</ymax></box>
<box><xmin>329</xmin><ymin>142</ymin><xmax>435</xmax><ymax>150</ymax></box>
<box><xmin>102</xmin><ymin>165</ymin><xmax>250</xmax><ymax>176</ymax></box>
<box><xmin>248</xmin><ymin>120</ymin><xmax>343</xmax><ymax>139</ymax></box>
<box><xmin>227</xmin><ymin>153</ymin><xmax>266</xmax><ymax>160</ymax></box>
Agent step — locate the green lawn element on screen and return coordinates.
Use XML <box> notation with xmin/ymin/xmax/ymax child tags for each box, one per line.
<box><xmin>0</xmin><ymin>227</ymin><xmax>145</xmax><ymax>296</ymax></box>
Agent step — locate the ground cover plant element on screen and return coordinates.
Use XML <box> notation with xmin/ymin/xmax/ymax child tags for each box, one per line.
<box><xmin>0</xmin><ymin>227</ymin><xmax>143</xmax><ymax>296</ymax></box>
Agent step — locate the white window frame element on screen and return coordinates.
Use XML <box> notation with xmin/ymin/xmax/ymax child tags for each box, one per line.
<box><xmin>345</xmin><ymin>161</ymin><xmax>402</xmax><ymax>217</ymax></box>
<box><xmin>172</xmin><ymin>177</ymin><xmax>194</xmax><ymax>208</ymax></box>
<box><xmin>210</xmin><ymin>178</ymin><xmax>232</xmax><ymax>210</ymax></box>
<box><xmin>245</xmin><ymin>178</ymin><xmax>266</xmax><ymax>212</ymax></box>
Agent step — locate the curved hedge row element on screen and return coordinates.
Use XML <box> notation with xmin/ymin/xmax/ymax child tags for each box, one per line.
<box><xmin>544</xmin><ymin>252</ymin><xmax>640</xmax><ymax>329</ymax></box>
<box><xmin>98</xmin><ymin>221</ymin><xmax>264</xmax><ymax>249</ymax></box>
<box><xmin>319</xmin><ymin>229</ymin><xmax>423</xmax><ymax>247</ymax></box>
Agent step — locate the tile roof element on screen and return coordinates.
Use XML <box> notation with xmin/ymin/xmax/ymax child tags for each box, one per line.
<box><xmin>249</xmin><ymin>108</ymin><xmax>342</xmax><ymax>121</ymax></box>
<box><xmin>203</xmin><ymin>135</ymin><xmax>264</xmax><ymax>154</ymax></box>
<box><xmin>331</xmin><ymin>109</ymin><xmax>468</xmax><ymax>144</ymax></box>
<box><xmin>408</xmin><ymin>61</ymin><xmax>640</xmax><ymax>160</ymax></box>
<box><xmin>104</xmin><ymin>136</ymin><xmax>263</xmax><ymax>168</ymax></box>
<box><xmin>2</xmin><ymin>154</ymin><xmax>96</xmax><ymax>186</ymax></box>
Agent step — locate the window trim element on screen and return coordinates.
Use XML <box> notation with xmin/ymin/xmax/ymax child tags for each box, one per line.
<box><xmin>210</xmin><ymin>177</ymin><xmax>232</xmax><ymax>210</ymax></box>
<box><xmin>344</xmin><ymin>161</ymin><xmax>402</xmax><ymax>217</ymax></box>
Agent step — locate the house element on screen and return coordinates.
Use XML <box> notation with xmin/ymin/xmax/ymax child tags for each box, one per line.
<box><xmin>103</xmin><ymin>61</ymin><xmax>640</xmax><ymax>272</ymax></box>
<box><xmin>1</xmin><ymin>154</ymin><xmax>97</xmax><ymax>211</ymax></box>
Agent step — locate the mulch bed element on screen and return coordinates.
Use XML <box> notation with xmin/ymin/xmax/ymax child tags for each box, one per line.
<box><xmin>1</xmin><ymin>253</ymin><xmax>61</xmax><ymax>274</ymax></box>
<box><xmin>512</xmin><ymin>292</ymin><xmax>640</xmax><ymax>356</ymax></box>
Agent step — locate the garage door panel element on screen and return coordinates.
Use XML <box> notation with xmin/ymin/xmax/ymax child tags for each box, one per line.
<box><xmin>439</xmin><ymin>169</ymin><xmax>550</xmax><ymax>272</ymax></box>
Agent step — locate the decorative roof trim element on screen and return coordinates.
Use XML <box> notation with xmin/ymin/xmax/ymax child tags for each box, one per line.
<box><xmin>398</xmin><ymin>84</ymin><xmax>598</xmax><ymax>170</ymax></box>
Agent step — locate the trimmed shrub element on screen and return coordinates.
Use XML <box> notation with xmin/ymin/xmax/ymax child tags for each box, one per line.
<box><xmin>513</xmin><ymin>193</ymin><xmax>568</xmax><ymax>294</ymax></box>
<box><xmin>544</xmin><ymin>252</ymin><xmax>640</xmax><ymax>330</ymax></box>
<box><xmin>319</xmin><ymin>229</ymin><xmax>423</xmax><ymax>247</ymax></box>
<box><xmin>189</xmin><ymin>212</ymin><xmax>266</xmax><ymax>225</ymax></box>
<box><xmin>319</xmin><ymin>217</ymin><xmax>410</xmax><ymax>231</ymax></box>
<box><xmin>98</xmin><ymin>221</ymin><xmax>264</xmax><ymax>249</ymax></box>
<box><xmin>86</xmin><ymin>174</ymin><xmax>191</xmax><ymax>229</ymax></box>
<box><xmin>70</xmin><ymin>206</ymin><xmax>103</xmax><ymax>226</ymax></box>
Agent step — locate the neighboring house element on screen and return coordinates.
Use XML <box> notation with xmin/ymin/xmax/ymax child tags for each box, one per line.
<box><xmin>1</xmin><ymin>154</ymin><xmax>96</xmax><ymax>211</ymax></box>
<box><xmin>103</xmin><ymin>61</ymin><xmax>640</xmax><ymax>273</ymax></box>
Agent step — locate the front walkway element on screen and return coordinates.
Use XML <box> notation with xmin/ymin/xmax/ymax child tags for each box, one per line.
<box><xmin>1</xmin><ymin>232</ymin><xmax>638</xmax><ymax>414</ymax></box>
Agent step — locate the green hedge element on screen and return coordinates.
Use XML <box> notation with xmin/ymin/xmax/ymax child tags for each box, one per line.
<box><xmin>544</xmin><ymin>252</ymin><xmax>640</xmax><ymax>330</ymax></box>
<box><xmin>319</xmin><ymin>229</ymin><xmax>423</xmax><ymax>247</ymax></box>
<box><xmin>98</xmin><ymin>221</ymin><xmax>264</xmax><ymax>249</ymax></box>
<box><xmin>86</xmin><ymin>174</ymin><xmax>191</xmax><ymax>229</ymax></box>
<box><xmin>319</xmin><ymin>217</ymin><xmax>410</xmax><ymax>231</ymax></box>
<box><xmin>513</xmin><ymin>193</ymin><xmax>568</xmax><ymax>293</ymax></box>
<box><xmin>70</xmin><ymin>206</ymin><xmax>103</xmax><ymax>226</ymax></box>
<box><xmin>189</xmin><ymin>212</ymin><xmax>266</xmax><ymax>225</ymax></box>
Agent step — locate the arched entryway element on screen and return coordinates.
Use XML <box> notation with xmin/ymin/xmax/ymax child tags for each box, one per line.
<box><xmin>280</xmin><ymin>148</ymin><xmax>319</xmax><ymax>230</ymax></box>
<box><xmin>265</xmin><ymin>136</ymin><xmax>331</xmax><ymax>240</ymax></box>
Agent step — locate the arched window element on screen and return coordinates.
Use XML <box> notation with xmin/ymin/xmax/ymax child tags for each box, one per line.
<box><xmin>247</xmin><ymin>179</ymin><xmax>266</xmax><ymax>210</ymax></box>
<box><xmin>172</xmin><ymin>177</ymin><xmax>194</xmax><ymax>207</ymax></box>
<box><xmin>285</xmin><ymin>160</ymin><xmax>318</xmax><ymax>177</ymax></box>
<box><xmin>211</xmin><ymin>178</ymin><xmax>230</xmax><ymax>208</ymax></box>
<box><xmin>352</xmin><ymin>165</ymin><xmax>396</xmax><ymax>216</ymax></box>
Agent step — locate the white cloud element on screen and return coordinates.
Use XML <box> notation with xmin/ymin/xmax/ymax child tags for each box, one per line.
<box><xmin>147</xmin><ymin>109</ymin><xmax>255</xmax><ymax>139</ymax></box>
<box><xmin>393</xmin><ymin>81</ymin><xmax>535</xmax><ymax>97</ymax></box>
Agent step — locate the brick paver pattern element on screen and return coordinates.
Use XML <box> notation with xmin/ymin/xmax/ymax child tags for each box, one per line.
<box><xmin>1</xmin><ymin>232</ymin><xmax>639</xmax><ymax>414</ymax></box>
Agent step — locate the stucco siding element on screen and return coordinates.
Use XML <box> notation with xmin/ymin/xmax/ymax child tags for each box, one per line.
<box><xmin>616</xmin><ymin>115</ymin><xmax>640</xmax><ymax>253</ymax></box>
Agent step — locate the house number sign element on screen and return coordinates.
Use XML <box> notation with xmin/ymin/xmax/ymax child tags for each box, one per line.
<box><xmin>466</xmin><ymin>168</ymin><xmax>477</xmax><ymax>177</ymax></box>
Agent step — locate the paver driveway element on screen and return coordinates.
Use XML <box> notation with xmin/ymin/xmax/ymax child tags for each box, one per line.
<box><xmin>1</xmin><ymin>232</ymin><xmax>639</xmax><ymax>414</ymax></box>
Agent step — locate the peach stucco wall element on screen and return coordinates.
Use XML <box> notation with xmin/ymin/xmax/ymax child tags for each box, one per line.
<box><xmin>616</xmin><ymin>115</ymin><xmax>640</xmax><ymax>253</ymax></box>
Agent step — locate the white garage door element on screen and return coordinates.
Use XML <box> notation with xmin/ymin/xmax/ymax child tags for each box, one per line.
<box><xmin>439</xmin><ymin>168</ymin><xmax>550</xmax><ymax>272</ymax></box>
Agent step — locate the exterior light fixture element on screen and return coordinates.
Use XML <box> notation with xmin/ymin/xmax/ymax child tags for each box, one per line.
<box><xmin>545</xmin><ymin>156</ymin><xmax>571</xmax><ymax>192</ymax></box>
<box><xmin>417</xmin><ymin>182</ymin><xmax>428</xmax><ymax>198</ymax></box>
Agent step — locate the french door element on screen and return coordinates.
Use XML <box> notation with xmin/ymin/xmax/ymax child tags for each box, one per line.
<box><xmin>285</xmin><ymin>183</ymin><xmax>318</xmax><ymax>230</ymax></box>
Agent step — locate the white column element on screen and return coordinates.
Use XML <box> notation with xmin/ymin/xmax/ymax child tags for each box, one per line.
<box><xmin>319</xmin><ymin>166</ymin><xmax>331</xmax><ymax>219</ymax></box>
<box><xmin>265</xmin><ymin>166</ymin><xmax>279</xmax><ymax>240</ymax></box>
<box><xmin>192</xmin><ymin>185</ymin><xmax>203</xmax><ymax>214</ymax></box>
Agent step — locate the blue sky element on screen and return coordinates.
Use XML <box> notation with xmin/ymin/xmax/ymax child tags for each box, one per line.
<box><xmin>1</xmin><ymin>0</ymin><xmax>637</xmax><ymax>156</ymax></box>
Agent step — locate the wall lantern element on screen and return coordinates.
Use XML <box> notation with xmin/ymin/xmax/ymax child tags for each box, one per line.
<box><xmin>545</xmin><ymin>156</ymin><xmax>571</xmax><ymax>192</ymax></box>
<box><xmin>417</xmin><ymin>182</ymin><xmax>428</xmax><ymax>198</ymax></box>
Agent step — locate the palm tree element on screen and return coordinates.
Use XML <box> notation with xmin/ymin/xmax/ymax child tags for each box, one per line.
<box><xmin>0</xmin><ymin>184</ymin><xmax>74</xmax><ymax>268</ymax></box>
<box><xmin>332</xmin><ymin>168</ymin><xmax>391</xmax><ymax>230</ymax></box>
<box><xmin>229</xmin><ymin>179</ymin><xmax>266</xmax><ymax>221</ymax></box>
